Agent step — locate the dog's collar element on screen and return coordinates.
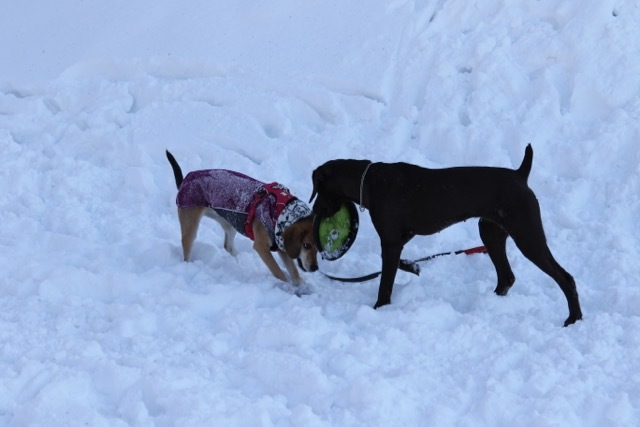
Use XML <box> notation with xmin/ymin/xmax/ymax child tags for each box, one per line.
<box><xmin>274</xmin><ymin>199</ymin><xmax>312</xmax><ymax>252</ymax></box>
<box><xmin>359</xmin><ymin>162</ymin><xmax>373</xmax><ymax>212</ymax></box>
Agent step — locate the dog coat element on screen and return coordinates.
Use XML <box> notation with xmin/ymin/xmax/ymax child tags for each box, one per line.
<box><xmin>176</xmin><ymin>169</ymin><xmax>310</xmax><ymax>251</ymax></box>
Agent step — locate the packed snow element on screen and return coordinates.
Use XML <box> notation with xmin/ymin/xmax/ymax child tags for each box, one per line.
<box><xmin>1</xmin><ymin>1</ymin><xmax>639</xmax><ymax>425</ymax></box>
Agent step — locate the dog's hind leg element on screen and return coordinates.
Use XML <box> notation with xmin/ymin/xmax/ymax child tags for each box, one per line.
<box><xmin>178</xmin><ymin>207</ymin><xmax>207</xmax><ymax>261</ymax></box>
<box><xmin>509</xmin><ymin>212</ymin><xmax>582</xmax><ymax>326</ymax></box>
<box><xmin>479</xmin><ymin>219</ymin><xmax>515</xmax><ymax>296</ymax></box>
<box><xmin>222</xmin><ymin>227</ymin><xmax>238</xmax><ymax>256</ymax></box>
<box><xmin>204</xmin><ymin>209</ymin><xmax>238</xmax><ymax>256</ymax></box>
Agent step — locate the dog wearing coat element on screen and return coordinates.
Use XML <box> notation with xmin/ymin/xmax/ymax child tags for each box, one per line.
<box><xmin>166</xmin><ymin>150</ymin><xmax>318</xmax><ymax>285</ymax></box>
<box><xmin>309</xmin><ymin>145</ymin><xmax>582</xmax><ymax>326</ymax></box>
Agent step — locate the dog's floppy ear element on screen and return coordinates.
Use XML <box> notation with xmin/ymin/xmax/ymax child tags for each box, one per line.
<box><xmin>309</xmin><ymin>167</ymin><xmax>325</xmax><ymax>203</ymax></box>
<box><xmin>281</xmin><ymin>223</ymin><xmax>303</xmax><ymax>259</ymax></box>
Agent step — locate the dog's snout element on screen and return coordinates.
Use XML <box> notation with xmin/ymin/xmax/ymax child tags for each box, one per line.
<box><xmin>297</xmin><ymin>257</ymin><xmax>319</xmax><ymax>273</ymax></box>
<box><xmin>312</xmin><ymin>197</ymin><xmax>340</xmax><ymax>218</ymax></box>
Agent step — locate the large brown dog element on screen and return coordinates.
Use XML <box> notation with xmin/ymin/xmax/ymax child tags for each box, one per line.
<box><xmin>166</xmin><ymin>151</ymin><xmax>318</xmax><ymax>285</ymax></box>
<box><xmin>309</xmin><ymin>145</ymin><xmax>582</xmax><ymax>326</ymax></box>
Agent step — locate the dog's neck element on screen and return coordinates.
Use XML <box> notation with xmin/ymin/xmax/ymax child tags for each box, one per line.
<box><xmin>338</xmin><ymin>160</ymin><xmax>373</xmax><ymax>208</ymax></box>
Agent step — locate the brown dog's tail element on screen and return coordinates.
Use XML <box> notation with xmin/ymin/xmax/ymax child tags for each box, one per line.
<box><xmin>516</xmin><ymin>144</ymin><xmax>533</xmax><ymax>181</ymax></box>
<box><xmin>165</xmin><ymin>150</ymin><xmax>184</xmax><ymax>189</ymax></box>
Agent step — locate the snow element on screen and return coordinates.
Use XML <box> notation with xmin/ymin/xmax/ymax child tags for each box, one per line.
<box><xmin>1</xmin><ymin>0</ymin><xmax>639</xmax><ymax>425</ymax></box>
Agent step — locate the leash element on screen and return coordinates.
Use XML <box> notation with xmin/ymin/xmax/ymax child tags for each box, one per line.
<box><xmin>320</xmin><ymin>245</ymin><xmax>488</xmax><ymax>283</ymax></box>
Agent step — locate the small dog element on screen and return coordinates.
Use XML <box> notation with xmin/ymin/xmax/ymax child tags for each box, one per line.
<box><xmin>166</xmin><ymin>150</ymin><xmax>318</xmax><ymax>285</ymax></box>
<box><xmin>309</xmin><ymin>145</ymin><xmax>582</xmax><ymax>326</ymax></box>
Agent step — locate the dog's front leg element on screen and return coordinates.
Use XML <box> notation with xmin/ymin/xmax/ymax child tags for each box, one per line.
<box><xmin>252</xmin><ymin>220</ymin><xmax>289</xmax><ymax>282</ymax></box>
<box><xmin>374</xmin><ymin>241</ymin><xmax>404</xmax><ymax>308</ymax></box>
<box><xmin>254</xmin><ymin>245</ymin><xmax>289</xmax><ymax>282</ymax></box>
<box><xmin>278</xmin><ymin>251</ymin><xmax>302</xmax><ymax>285</ymax></box>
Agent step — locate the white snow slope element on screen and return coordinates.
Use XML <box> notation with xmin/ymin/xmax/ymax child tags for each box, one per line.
<box><xmin>1</xmin><ymin>1</ymin><xmax>640</xmax><ymax>426</ymax></box>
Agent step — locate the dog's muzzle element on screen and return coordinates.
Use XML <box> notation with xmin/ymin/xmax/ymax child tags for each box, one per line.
<box><xmin>297</xmin><ymin>258</ymin><xmax>318</xmax><ymax>272</ymax></box>
<box><xmin>312</xmin><ymin>195</ymin><xmax>342</xmax><ymax>218</ymax></box>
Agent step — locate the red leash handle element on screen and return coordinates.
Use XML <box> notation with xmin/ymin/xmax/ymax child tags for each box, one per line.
<box><xmin>459</xmin><ymin>245</ymin><xmax>488</xmax><ymax>255</ymax></box>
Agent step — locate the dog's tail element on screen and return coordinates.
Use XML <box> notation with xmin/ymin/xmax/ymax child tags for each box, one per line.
<box><xmin>165</xmin><ymin>150</ymin><xmax>184</xmax><ymax>189</ymax></box>
<box><xmin>516</xmin><ymin>144</ymin><xmax>533</xmax><ymax>181</ymax></box>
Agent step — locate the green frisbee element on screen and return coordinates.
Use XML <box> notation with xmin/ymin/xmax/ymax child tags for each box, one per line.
<box><xmin>313</xmin><ymin>202</ymin><xmax>359</xmax><ymax>260</ymax></box>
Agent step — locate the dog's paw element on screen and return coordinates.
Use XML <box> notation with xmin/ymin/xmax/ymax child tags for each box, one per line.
<box><xmin>398</xmin><ymin>259</ymin><xmax>420</xmax><ymax>276</ymax></box>
<box><xmin>494</xmin><ymin>285</ymin><xmax>512</xmax><ymax>296</ymax></box>
<box><xmin>373</xmin><ymin>299</ymin><xmax>390</xmax><ymax>309</ymax></box>
<box><xmin>275</xmin><ymin>281</ymin><xmax>313</xmax><ymax>297</ymax></box>
<box><xmin>294</xmin><ymin>283</ymin><xmax>314</xmax><ymax>297</ymax></box>
<box><xmin>563</xmin><ymin>314</ymin><xmax>582</xmax><ymax>327</ymax></box>
<box><xmin>223</xmin><ymin>243</ymin><xmax>238</xmax><ymax>257</ymax></box>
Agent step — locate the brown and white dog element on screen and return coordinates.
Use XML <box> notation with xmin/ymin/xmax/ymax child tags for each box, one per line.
<box><xmin>166</xmin><ymin>151</ymin><xmax>318</xmax><ymax>285</ymax></box>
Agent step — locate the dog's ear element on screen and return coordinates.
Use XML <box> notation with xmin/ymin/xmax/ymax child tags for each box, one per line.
<box><xmin>281</xmin><ymin>223</ymin><xmax>303</xmax><ymax>259</ymax></box>
<box><xmin>309</xmin><ymin>168</ymin><xmax>325</xmax><ymax>203</ymax></box>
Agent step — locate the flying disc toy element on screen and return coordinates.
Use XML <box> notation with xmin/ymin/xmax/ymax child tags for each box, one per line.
<box><xmin>313</xmin><ymin>202</ymin><xmax>359</xmax><ymax>260</ymax></box>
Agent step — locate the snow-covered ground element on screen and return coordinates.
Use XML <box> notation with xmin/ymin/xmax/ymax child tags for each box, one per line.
<box><xmin>1</xmin><ymin>1</ymin><xmax>639</xmax><ymax>425</ymax></box>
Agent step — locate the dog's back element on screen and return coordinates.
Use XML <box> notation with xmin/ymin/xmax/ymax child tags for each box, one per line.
<box><xmin>165</xmin><ymin>150</ymin><xmax>264</xmax><ymax>211</ymax></box>
<box><xmin>361</xmin><ymin>147</ymin><xmax>535</xmax><ymax>234</ymax></box>
<box><xmin>176</xmin><ymin>169</ymin><xmax>263</xmax><ymax>211</ymax></box>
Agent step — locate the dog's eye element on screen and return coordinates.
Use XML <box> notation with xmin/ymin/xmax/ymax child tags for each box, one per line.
<box><xmin>303</xmin><ymin>243</ymin><xmax>313</xmax><ymax>250</ymax></box>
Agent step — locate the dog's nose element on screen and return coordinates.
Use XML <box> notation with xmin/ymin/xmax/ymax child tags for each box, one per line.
<box><xmin>309</xmin><ymin>264</ymin><xmax>318</xmax><ymax>272</ymax></box>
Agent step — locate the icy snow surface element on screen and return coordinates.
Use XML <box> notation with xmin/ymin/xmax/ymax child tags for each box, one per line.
<box><xmin>1</xmin><ymin>1</ymin><xmax>639</xmax><ymax>425</ymax></box>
